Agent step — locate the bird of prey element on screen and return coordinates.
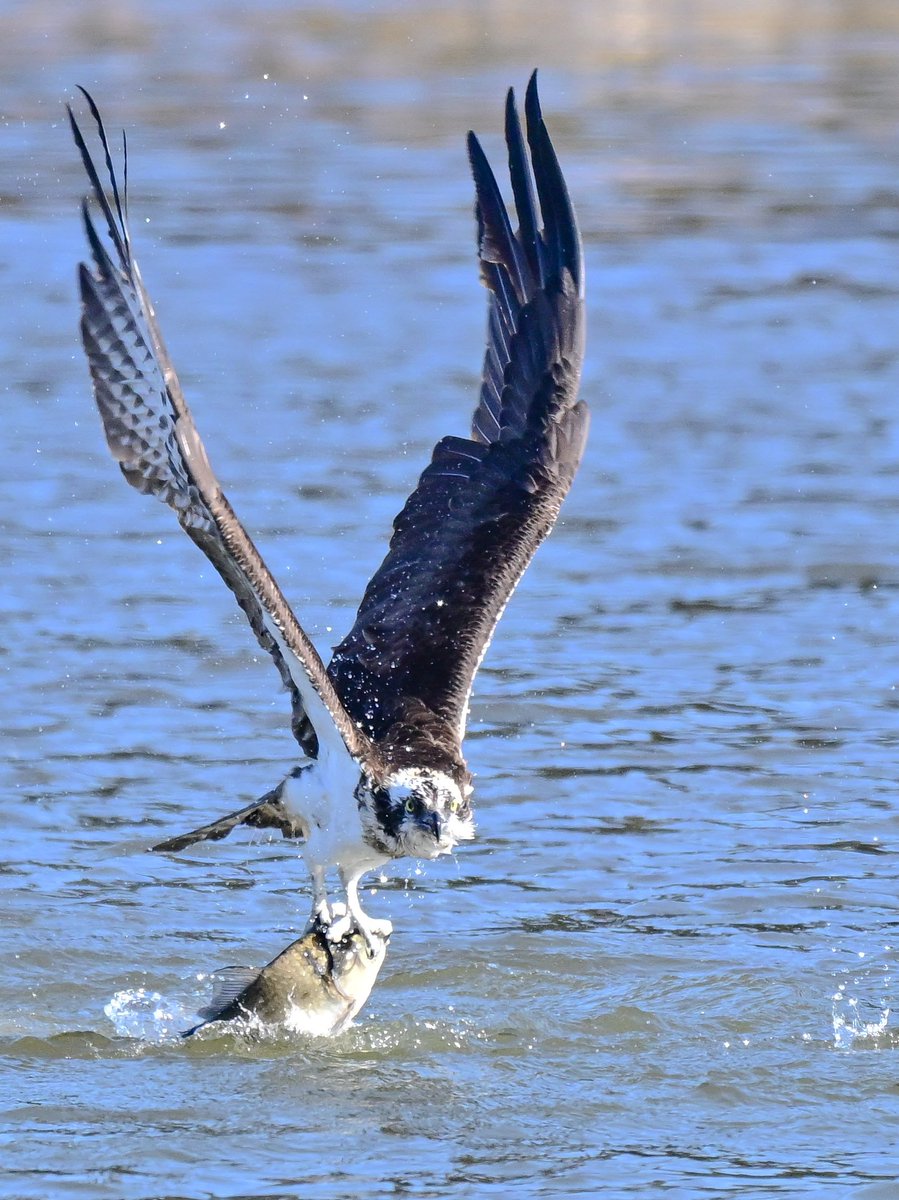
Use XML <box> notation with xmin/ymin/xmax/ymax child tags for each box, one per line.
<box><xmin>70</xmin><ymin>72</ymin><xmax>587</xmax><ymax>952</ymax></box>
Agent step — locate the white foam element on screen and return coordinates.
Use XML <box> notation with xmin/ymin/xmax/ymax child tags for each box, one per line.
<box><xmin>832</xmin><ymin>986</ymin><xmax>891</xmax><ymax>1050</ymax></box>
<box><xmin>104</xmin><ymin>986</ymin><xmax>189</xmax><ymax>1043</ymax></box>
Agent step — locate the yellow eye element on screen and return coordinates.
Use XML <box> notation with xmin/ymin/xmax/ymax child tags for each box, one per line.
<box><xmin>450</xmin><ymin>798</ymin><xmax>460</xmax><ymax>814</ymax></box>
<box><xmin>404</xmin><ymin>797</ymin><xmax>415</xmax><ymax>813</ymax></box>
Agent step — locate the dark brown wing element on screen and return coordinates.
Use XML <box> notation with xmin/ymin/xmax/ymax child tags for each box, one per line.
<box><xmin>70</xmin><ymin>89</ymin><xmax>380</xmax><ymax>771</ymax></box>
<box><xmin>328</xmin><ymin>73</ymin><xmax>587</xmax><ymax>768</ymax></box>
<box><xmin>151</xmin><ymin>780</ymin><xmax>305</xmax><ymax>852</ymax></box>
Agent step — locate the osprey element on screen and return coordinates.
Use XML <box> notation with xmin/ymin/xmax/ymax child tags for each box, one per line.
<box><xmin>71</xmin><ymin>73</ymin><xmax>587</xmax><ymax>952</ymax></box>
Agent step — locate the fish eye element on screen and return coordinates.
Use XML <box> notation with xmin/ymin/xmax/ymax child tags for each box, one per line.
<box><xmin>404</xmin><ymin>797</ymin><xmax>415</xmax><ymax>813</ymax></box>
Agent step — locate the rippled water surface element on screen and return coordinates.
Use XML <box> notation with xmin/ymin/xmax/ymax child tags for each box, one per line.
<box><xmin>4</xmin><ymin>3</ymin><xmax>899</xmax><ymax>1196</ymax></box>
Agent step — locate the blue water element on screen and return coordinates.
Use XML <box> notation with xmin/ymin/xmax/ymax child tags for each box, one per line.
<box><xmin>3</xmin><ymin>3</ymin><xmax>899</xmax><ymax>1196</ymax></box>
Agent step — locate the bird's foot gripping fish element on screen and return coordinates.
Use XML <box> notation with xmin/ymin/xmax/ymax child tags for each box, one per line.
<box><xmin>183</xmin><ymin>906</ymin><xmax>389</xmax><ymax>1038</ymax></box>
<box><xmin>70</xmin><ymin>73</ymin><xmax>585</xmax><ymax>955</ymax></box>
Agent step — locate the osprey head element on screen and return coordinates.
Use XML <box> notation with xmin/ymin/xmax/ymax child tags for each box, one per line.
<box><xmin>361</xmin><ymin>767</ymin><xmax>475</xmax><ymax>859</ymax></box>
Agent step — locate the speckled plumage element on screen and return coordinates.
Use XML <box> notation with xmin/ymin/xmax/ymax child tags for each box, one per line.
<box><xmin>71</xmin><ymin>73</ymin><xmax>586</xmax><ymax>948</ymax></box>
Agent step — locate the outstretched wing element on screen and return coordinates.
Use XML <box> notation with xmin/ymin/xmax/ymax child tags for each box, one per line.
<box><xmin>151</xmin><ymin>779</ymin><xmax>305</xmax><ymax>852</ymax></box>
<box><xmin>70</xmin><ymin>89</ymin><xmax>379</xmax><ymax>771</ymax></box>
<box><xmin>328</xmin><ymin>73</ymin><xmax>587</xmax><ymax>763</ymax></box>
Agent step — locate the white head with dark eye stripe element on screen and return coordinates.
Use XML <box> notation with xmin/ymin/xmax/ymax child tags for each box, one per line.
<box><xmin>366</xmin><ymin>767</ymin><xmax>474</xmax><ymax>859</ymax></box>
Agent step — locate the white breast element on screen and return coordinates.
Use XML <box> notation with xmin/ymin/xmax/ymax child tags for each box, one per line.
<box><xmin>281</xmin><ymin>749</ymin><xmax>388</xmax><ymax>879</ymax></box>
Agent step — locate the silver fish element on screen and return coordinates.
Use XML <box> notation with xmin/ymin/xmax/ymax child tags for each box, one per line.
<box><xmin>184</xmin><ymin>912</ymin><xmax>388</xmax><ymax>1038</ymax></box>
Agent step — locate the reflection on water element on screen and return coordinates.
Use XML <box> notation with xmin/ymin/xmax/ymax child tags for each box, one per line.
<box><xmin>4</xmin><ymin>1</ymin><xmax>899</xmax><ymax>1197</ymax></box>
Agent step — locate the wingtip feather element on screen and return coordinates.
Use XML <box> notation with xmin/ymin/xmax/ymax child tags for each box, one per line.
<box><xmin>523</xmin><ymin>73</ymin><xmax>583</xmax><ymax>298</ymax></box>
<box><xmin>68</xmin><ymin>86</ymin><xmax>131</xmax><ymax>271</ymax></box>
<box><xmin>504</xmin><ymin>81</ymin><xmax>543</xmax><ymax>288</ymax></box>
<box><xmin>524</xmin><ymin>70</ymin><xmax>542</xmax><ymax>124</ymax></box>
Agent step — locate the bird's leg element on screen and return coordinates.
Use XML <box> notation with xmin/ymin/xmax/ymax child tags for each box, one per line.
<box><xmin>309</xmin><ymin>865</ymin><xmax>332</xmax><ymax>931</ymax></box>
<box><xmin>327</xmin><ymin>869</ymin><xmax>393</xmax><ymax>956</ymax></box>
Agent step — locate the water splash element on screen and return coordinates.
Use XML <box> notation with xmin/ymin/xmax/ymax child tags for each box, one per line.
<box><xmin>104</xmin><ymin>980</ymin><xmax>365</xmax><ymax>1044</ymax></box>
<box><xmin>104</xmin><ymin>986</ymin><xmax>193</xmax><ymax>1043</ymax></box>
<box><xmin>282</xmin><ymin>1001</ymin><xmax>354</xmax><ymax>1039</ymax></box>
<box><xmin>831</xmin><ymin>946</ymin><xmax>894</xmax><ymax>1049</ymax></box>
<box><xmin>185</xmin><ymin>1004</ymin><xmax>349</xmax><ymax>1042</ymax></box>
<box><xmin>832</xmin><ymin>990</ymin><xmax>890</xmax><ymax>1049</ymax></box>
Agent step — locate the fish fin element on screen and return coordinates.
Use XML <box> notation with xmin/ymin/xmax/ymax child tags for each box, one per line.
<box><xmin>152</xmin><ymin>782</ymin><xmax>307</xmax><ymax>852</ymax></box>
<box><xmin>195</xmin><ymin>966</ymin><xmax>261</xmax><ymax>1021</ymax></box>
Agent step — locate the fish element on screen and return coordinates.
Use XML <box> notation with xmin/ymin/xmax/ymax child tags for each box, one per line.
<box><xmin>183</xmin><ymin>908</ymin><xmax>389</xmax><ymax>1038</ymax></box>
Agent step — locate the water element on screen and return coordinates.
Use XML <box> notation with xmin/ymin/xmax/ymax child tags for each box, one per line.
<box><xmin>4</xmin><ymin>2</ymin><xmax>899</xmax><ymax>1195</ymax></box>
